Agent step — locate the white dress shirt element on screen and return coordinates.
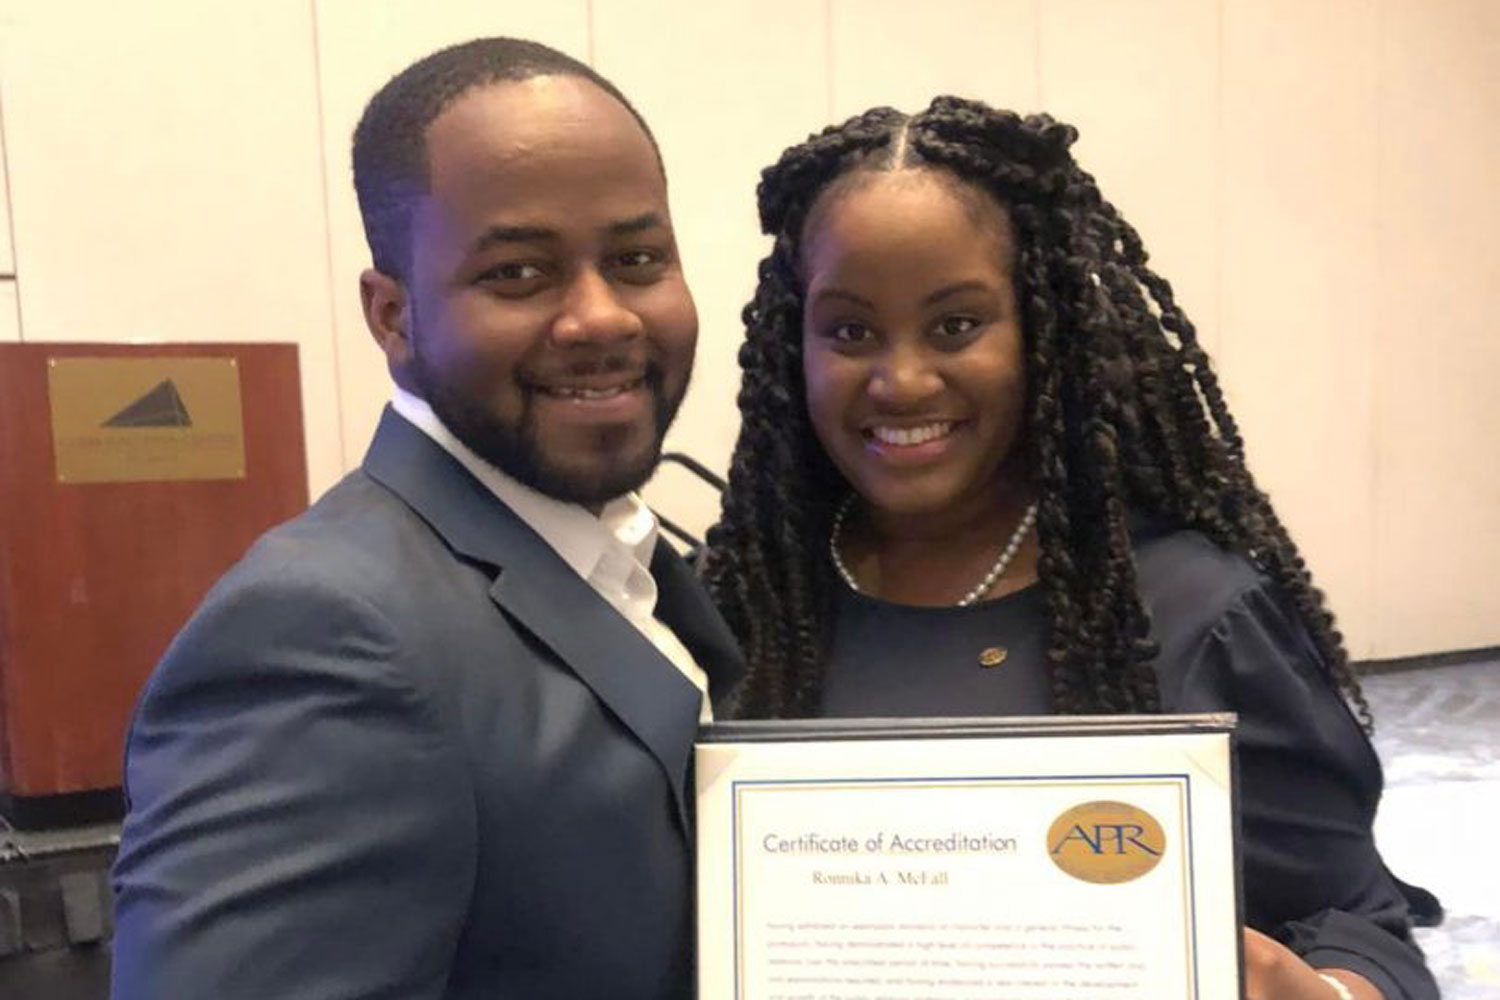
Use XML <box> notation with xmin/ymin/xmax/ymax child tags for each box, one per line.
<box><xmin>390</xmin><ymin>389</ymin><xmax>711</xmax><ymax>722</ymax></box>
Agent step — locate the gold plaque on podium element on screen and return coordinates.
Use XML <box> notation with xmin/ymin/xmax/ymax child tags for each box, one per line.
<box><xmin>47</xmin><ymin>356</ymin><xmax>246</xmax><ymax>483</ymax></box>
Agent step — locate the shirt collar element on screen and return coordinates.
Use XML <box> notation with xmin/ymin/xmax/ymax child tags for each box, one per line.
<box><xmin>390</xmin><ymin>388</ymin><xmax>657</xmax><ymax>582</ymax></box>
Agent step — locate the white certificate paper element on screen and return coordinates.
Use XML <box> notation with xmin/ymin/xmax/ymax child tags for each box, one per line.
<box><xmin>696</xmin><ymin>717</ymin><xmax>1239</xmax><ymax>1000</ymax></box>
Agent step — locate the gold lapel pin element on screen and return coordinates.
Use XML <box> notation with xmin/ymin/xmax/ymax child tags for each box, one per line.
<box><xmin>978</xmin><ymin>646</ymin><xmax>1008</xmax><ymax>668</ymax></box>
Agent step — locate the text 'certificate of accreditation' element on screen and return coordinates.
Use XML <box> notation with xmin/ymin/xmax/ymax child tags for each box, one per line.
<box><xmin>696</xmin><ymin>716</ymin><xmax>1240</xmax><ymax>1000</ymax></box>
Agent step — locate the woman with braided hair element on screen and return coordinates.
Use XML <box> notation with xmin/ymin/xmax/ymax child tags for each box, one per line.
<box><xmin>702</xmin><ymin>97</ymin><xmax>1437</xmax><ymax>1000</ymax></box>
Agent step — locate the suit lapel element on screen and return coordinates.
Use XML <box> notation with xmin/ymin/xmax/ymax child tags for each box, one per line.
<box><xmin>488</xmin><ymin>560</ymin><xmax>702</xmax><ymax>829</ymax></box>
<box><xmin>362</xmin><ymin>408</ymin><xmax>704</xmax><ymax>828</ymax></box>
<box><xmin>653</xmin><ymin>544</ymin><xmax>745</xmax><ymax>702</ymax></box>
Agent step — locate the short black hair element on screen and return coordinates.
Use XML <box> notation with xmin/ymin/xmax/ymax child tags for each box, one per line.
<box><xmin>351</xmin><ymin>36</ymin><xmax>659</xmax><ymax>280</ymax></box>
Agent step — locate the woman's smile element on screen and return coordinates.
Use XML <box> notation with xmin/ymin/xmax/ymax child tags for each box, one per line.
<box><xmin>861</xmin><ymin>419</ymin><xmax>966</xmax><ymax>465</ymax></box>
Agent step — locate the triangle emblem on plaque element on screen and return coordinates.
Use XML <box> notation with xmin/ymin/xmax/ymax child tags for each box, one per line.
<box><xmin>102</xmin><ymin>379</ymin><xmax>193</xmax><ymax>428</ymax></box>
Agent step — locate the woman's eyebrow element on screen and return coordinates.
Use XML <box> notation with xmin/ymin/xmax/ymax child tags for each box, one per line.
<box><xmin>810</xmin><ymin>288</ymin><xmax>874</xmax><ymax>309</ymax></box>
<box><xmin>922</xmin><ymin>279</ymin><xmax>993</xmax><ymax>306</ymax></box>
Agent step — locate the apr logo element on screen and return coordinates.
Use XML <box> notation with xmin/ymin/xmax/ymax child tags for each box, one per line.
<box><xmin>101</xmin><ymin>379</ymin><xmax>193</xmax><ymax>428</ymax></box>
<box><xmin>1047</xmin><ymin>800</ymin><xmax>1166</xmax><ymax>884</ymax></box>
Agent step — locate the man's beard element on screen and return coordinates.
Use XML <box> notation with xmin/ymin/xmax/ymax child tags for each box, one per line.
<box><xmin>411</xmin><ymin>348</ymin><xmax>685</xmax><ymax>507</ymax></box>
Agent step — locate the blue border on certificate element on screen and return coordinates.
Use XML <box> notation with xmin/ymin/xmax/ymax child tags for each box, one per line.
<box><xmin>727</xmin><ymin>772</ymin><xmax>1200</xmax><ymax>1000</ymax></box>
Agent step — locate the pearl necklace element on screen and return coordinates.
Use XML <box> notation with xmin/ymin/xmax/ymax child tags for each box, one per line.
<box><xmin>828</xmin><ymin>496</ymin><xmax>1039</xmax><ymax>607</ymax></box>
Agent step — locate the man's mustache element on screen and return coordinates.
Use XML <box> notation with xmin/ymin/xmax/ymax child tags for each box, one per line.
<box><xmin>522</xmin><ymin>353</ymin><xmax>660</xmax><ymax>386</ymax></box>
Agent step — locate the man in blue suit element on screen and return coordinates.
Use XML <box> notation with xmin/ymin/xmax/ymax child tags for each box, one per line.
<box><xmin>111</xmin><ymin>37</ymin><xmax>741</xmax><ymax>1000</ymax></box>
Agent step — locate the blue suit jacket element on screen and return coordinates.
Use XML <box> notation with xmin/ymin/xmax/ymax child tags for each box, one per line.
<box><xmin>111</xmin><ymin>409</ymin><xmax>743</xmax><ymax>999</ymax></box>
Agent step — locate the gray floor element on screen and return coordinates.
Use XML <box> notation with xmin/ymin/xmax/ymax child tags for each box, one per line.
<box><xmin>1364</xmin><ymin>656</ymin><xmax>1500</xmax><ymax>999</ymax></box>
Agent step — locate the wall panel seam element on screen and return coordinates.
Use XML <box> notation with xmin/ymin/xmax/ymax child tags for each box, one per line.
<box><xmin>0</xmin><ymin>79</ymin><xmax>22</xmax><ymax>338</ymax></box>
<box><xmin>1213</xmin><ymin>0</ymin><xmax>1225</xmax><ymax>362</ymax></box>
<box><xmin>823</xmin><ymin>0</ymin><xmax>835</xmax><ymax>124</ymax></box>
<box><xmin>586</xmin><ymin>0</ymin><xmax>596</xmax><ymax>65</ymax></box>
<box><xmin>1369</xmin><ymin>0</ymin><xmax>1388</xmax><ymax>659</ymax></box>
<box><xmin>308</xmin><ymin>0</ymin><xmax>350</xmax><ymax>471</ymax></box>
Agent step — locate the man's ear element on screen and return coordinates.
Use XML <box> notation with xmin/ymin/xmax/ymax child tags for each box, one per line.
<box><xmin>360</xmin><ymin>268</ymin><xmax>414</xmax><ymax>385</ymax></box>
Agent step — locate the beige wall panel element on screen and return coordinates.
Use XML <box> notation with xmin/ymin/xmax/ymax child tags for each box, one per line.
<box><xmin>1039</xmin><ymin>0</ymin><xmax>1220</xmax><ymax>355</ymax></box>
<box><xmin>830</xmin><ymin>0</ymin><xmax>1039</xmax><ymax>120</ymax></box>
<box><xmin>314</xmin><ymin>0</ymin><xmax>590</xmax><ymax>470</ymax></box>
<box><xmin>1374</xmin><ymin>0</ymin><xmax>1500</xmax><ymax>656</ymax></box>
<box><xmin>1219</xmin><ymin>0</ymin><xmax>1378</xmax><ymax>656</ymax></box>
<box><xmin>0</xmin><ymin>279</ymin><xmax>17</xmax><ymax>342</ymax></box>
<box><xmin>593</xmin><ymin>0</ymin><xmax>829</xmax><ymax>541</ymax></box>
<box><xmin>0</xmin><ymin>2</ymin><xmax>342</xmax><ymax>496</ymax></box>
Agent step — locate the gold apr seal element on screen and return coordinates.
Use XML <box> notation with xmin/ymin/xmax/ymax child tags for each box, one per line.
<box><xmin>1046</xmin><ymin>800</ymin><xmax>1166</xmax><ymax>884</ymax></box>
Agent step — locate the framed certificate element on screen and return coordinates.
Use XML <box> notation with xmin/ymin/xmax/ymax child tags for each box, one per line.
<box><xmin>696</xmin><ymin>715</ymin><xmax>1241</xmax><ymax>1000</ymax></box>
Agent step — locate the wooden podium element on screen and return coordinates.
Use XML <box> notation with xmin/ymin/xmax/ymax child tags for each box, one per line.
<box><xmin>0</xmin><ymin>343</ymin><xmax>308</xmax><ymax>828</ymax></box>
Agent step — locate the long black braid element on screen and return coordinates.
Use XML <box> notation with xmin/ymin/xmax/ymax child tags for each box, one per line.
<box><xmin>702</xmin><ymin>96</ymin><xmax>1370</xmax><ymax>729</ymax></box>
